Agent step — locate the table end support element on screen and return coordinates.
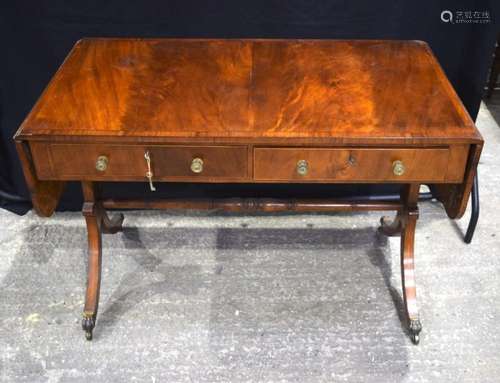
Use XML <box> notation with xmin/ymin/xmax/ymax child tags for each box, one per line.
<box><xmin>379</xmin><ymin>184</ymin><xmax>423</xmax><ymax>344</ymax></box>
<box><xmin>81</xmin><ymin>181</ymin><xmax>124</xmax><ymax>341</ymax></box>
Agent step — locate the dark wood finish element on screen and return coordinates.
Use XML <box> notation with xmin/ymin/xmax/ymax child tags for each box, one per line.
<box><xmin>13</xmin><ymin>38</ymin><xmax>483</xmax><ymax>343</ymax></box>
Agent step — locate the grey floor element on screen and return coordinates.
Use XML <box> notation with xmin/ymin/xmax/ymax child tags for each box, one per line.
<box><xmin>1</xmin><ymin>98</ymin><xmax>500</xmax><ymax>383</ymax></box>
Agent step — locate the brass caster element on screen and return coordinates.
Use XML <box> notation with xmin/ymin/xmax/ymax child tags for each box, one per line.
<box><xmin>408</xmin><ymin>318</ymin><xmax>422</xmax><ymax>345</ymax></box>
<box><xmin>410</xmin><ymin>333</ymin><xmax>420</xmax><ymax>345</ymax></box>
<box><xmin>82</xmin><ymin>314</ymin><xmax>96</xmax><ymax>341</ymax></box>
<box><xmin>85</xmin><ymin>330</ymin><xmax>93</xmax><ymax>341</ymax></box>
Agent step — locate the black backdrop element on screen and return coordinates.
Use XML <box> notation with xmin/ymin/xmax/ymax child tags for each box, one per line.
<box><xmin>1</xmin><ymin>1</ymin><xmax>498</xmax><ymax>214</ymax></box>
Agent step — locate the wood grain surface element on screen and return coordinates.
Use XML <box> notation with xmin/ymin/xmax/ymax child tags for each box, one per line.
<box><xmin>15</xmin><ymin>38</ymin><xmax>481</xmax><ymax>145</ymax></box>
<box><xmin>30</xmin><ymin>142</ymin><xmax>248</xmax><ymax>181</ymax></box>
<box><xmin>28</xmin><ymin>141</ymin><xmax>468</xmax><ymax>184</ymax></box>
<box><xmin>253</xmin><ymin>147</ymin><xmax>454</xmax><ymax>182</ymax></box>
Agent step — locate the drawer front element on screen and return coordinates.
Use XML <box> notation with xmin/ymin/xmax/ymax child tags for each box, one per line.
<box><xmin>254</xmin><ymin>147</ymin><xmax>452</xmax><ymax>182</ymax></box>
<box><xmin>31</xmin><ymin>143</ymin><xmax>248</xmax><ymax>181</ymax></box>
<box><xmin>148</xmin><ymin>146</ymin><xmax>248</xmax><ymax>179</ymax></box>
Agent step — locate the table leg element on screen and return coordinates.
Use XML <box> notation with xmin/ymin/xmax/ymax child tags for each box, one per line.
<box><xmin>380</xmin><ymin>184</ymin><xmax>422</xmax><ymax>344</ymax></box>
<box><xmin>81</xmin><ymin>181</ymin><xmax>124</xmax><ymax>340</ymax></box>
<box><xmin>81</xmin><ymin>198</ymin><xmax>102</xmax><ymax>341</ymax></box>
<box><xmin>401</xmin><ymin>206</ymin><xmax>422</xmax><ymax>344</ymax></box>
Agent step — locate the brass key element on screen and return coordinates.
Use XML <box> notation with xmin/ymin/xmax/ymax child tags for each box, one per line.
<box><xmin>144</xmin><ymin>151</ymin><xmax>156</xmax><ymax>191</ymax></box>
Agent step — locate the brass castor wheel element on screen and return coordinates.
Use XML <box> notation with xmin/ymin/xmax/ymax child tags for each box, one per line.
<box><xmin>85</xmin><ymin>330</ymin><xmax>93</xmax><ymax>341</ymax></box>
<box><xmin>410</xmin><ymin>333</ymin><xmax>420</xmax><ymax>345</ymax></box>
<box><xmin>408</xmin><ymin>318</ymin><xmax>422</xmax><ymax>345</ymax></box>
<box><xmin>82</xmin><ymin>314</ymin><xmax>96</xmax><ymax>341</ymax></box>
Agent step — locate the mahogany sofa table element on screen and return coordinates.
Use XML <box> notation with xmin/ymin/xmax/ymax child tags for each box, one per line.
<box><xmin>14</xmin><ymin>38</ymin><xmax>483</xmax><ymax>344</ymax></box>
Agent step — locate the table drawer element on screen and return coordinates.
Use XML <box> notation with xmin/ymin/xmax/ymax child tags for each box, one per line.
<box><xmin>31</xmin><ymin>143</ymin><xmax>248</xmax><ymax>181</ymax></box>
<box><xmin>254</xmin><ymin>147</ymin><xmax>453</xmax><ymax>182</ymax></box>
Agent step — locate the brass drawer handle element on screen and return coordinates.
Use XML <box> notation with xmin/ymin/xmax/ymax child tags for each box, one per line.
<box><xmin>190</xmin><ymin>157</ymin><xmax>204</xmax><ymax>173</ymax></box>
<box><xmin>296</xmin><ymin>160</ymin><xmax>308</xmax><ymax>176</ymax></box>
<box><xmin>392</xmin><ymin>160</ymin><xmax>405</xmax><ymax>176</ymax></box>
<box><xmin>144</xmin><ymin>151</ymin><xmax>156</xmax><ymax>191</ymax></box>
<box><xmin>95</xmin><ymin>156</ymin><xmax>108</xmax><ymax>172</ymax></box>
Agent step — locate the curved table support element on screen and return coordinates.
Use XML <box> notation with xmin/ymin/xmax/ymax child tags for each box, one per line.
<box><xmin>401</xmin><ymin>207</ymin><xmax>422</xmax><ymax>344</ymax></box>
<box><xmin>79</xmin><ymin>180</ymin><xmax>423</xmax><ymax>342</ymax></box>
<box><xmin>101</xmin><ymin>210</ymin><xmax>125</xmax><ymax>234</ymax></box>
<box><xmin>379</xmin><ymin>184</ymin><xmax>422</xmax><ymax>344</ymax></box>
<box><xmin>81</xmin><ymin>182</ymin><xmax>123</xmax><ymax>340</ymax></box>
<box><xmin>81</xmin><ymin>201</ymin><xmax>101</xmax><ymax>340</ymax></box>
<box><xmin>379</xmin><ymin>211</ymin><xmax>403</xmax><ymax>236</ymax></box>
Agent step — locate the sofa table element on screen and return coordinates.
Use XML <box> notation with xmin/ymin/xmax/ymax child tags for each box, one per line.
<box><xmin>14</xmin><ymin>38</ymin><xmax>483</xmax><ymax>343</ymax></box>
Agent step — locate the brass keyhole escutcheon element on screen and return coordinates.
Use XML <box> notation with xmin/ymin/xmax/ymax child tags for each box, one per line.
<box><xmin>191</xmin><ymin>157</ymin><xmax>204</xmax><ymax>173</ymax></box>
<box><xmin>392</xmin><ymin>160</ymin><xmax>405</xmax><ymax>176</ymax></box>
<box><xmin>95</xmin><ymin>155</ymin><xmax>108</xmax><ymax>172</ymax></box>
<box><xmin>296</xmin><ymin>160</ymin><xmax>308</xmax><ymax>176</ymax></box>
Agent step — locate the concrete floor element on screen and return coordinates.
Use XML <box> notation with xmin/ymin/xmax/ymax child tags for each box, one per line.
<box><xmin>1</xmin><ymin>98</ymin><xmax>500</xmax><ymax>382</ymax></box>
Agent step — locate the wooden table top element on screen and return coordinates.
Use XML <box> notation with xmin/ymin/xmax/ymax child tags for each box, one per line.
<box><xmin>16</xmin><ymin>38</ymin><xmax>481</xmax><ymax>145</ymax></box>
